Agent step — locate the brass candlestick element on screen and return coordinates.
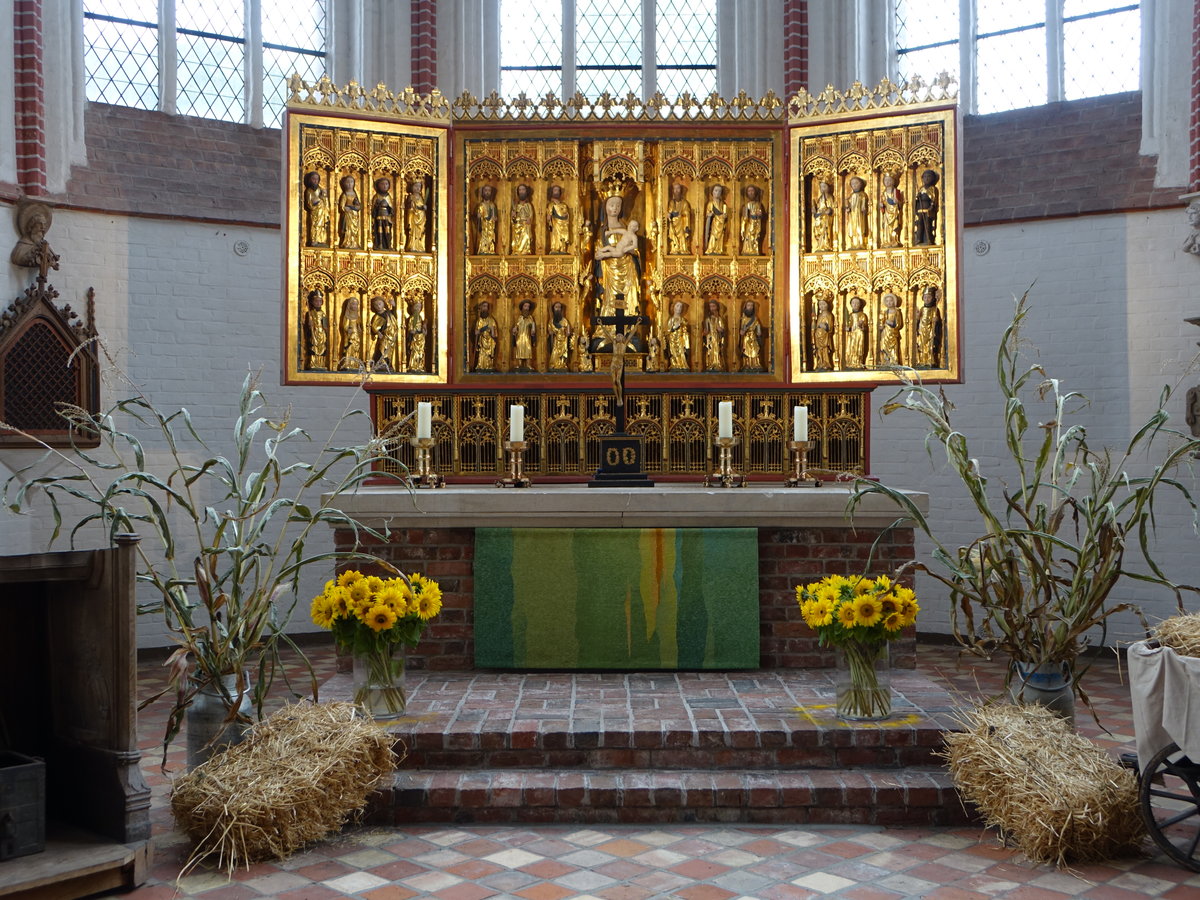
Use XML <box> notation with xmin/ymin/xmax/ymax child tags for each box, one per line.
<box><xmin>785</xmin><ymin>439</ymin><xmax>821</xmax><ymax>487</ymax></box>
<box><xmin>410</xmin><ymin>436</ymin><xmax>445</xmax><ymax>488</ymax></box>
<box><xmin>496</xmin><ymin>440</ymin><xmax>532</xmax><ymax>488</ymax></box>
<box><xmin>704</xmin><ymin>436</ymin><xmax>745</xmax><ymax>488</ymax></box>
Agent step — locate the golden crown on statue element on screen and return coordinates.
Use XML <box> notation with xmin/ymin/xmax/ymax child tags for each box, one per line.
<box><xmin>602</xmin><ymin>174</ymin><xmax>636</xmax><ymax>200</ymax></box>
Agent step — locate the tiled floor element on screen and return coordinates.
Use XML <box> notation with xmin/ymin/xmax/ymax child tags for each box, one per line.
<box><xmin>122</xmin><ymin>644</ymin><xmax>1200</xmax><ymax>899</ymax></box>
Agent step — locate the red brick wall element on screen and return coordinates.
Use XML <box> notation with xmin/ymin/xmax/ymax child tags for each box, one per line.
<box><xmin>1192</xmin><ymin>0</ymin><xmax>1200</xmax><ymax>193</ymax></box>
<box><xmin>14</xmin><ymin>0</ymin><xmax>47</xmax><ymax>195</ymax></box>
<box><xmin>64</xmin><ymin>103</ymin><xmax>282</xmax><ymax>225</ymax></box>
<box><xmin>961</xmin><ymin>92</ymin><xmax>1182</xmax><ymax>224</ymax></box>
<box><xmin>51</xmin><ymin>91</ymin><xmax>1180</xmax><ymax>227</ymax></box>
<box><xmin>411</xmin><ymin>0</ymin><xmax>438</xmax><ymax>96</ymax></box>
<box><xmin>783</xmin><ymin>0</ymin><xmax>808</xmax><ymax>99</ymax></box>
<box><xmin>332</xmin><ymin>525</ymin><xmax>917</xmax><ymax>672</ymax></box>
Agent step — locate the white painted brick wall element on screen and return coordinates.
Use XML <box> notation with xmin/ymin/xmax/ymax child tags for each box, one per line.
<box><xmin>871</xmin><ymin>209</ymin><xmax>1200</xmax><ymax>648</ymax></box>
<box><xmin>4</xmin><ymin>204</ymin><xmax>1200</xmax><ymax>653</ymax></box>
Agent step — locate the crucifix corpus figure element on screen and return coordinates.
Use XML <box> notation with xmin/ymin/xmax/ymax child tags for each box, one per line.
<box><xmin>595</xmin><ymin>297</ymin><xmax>648</xmax><ymax>433</ymax></box>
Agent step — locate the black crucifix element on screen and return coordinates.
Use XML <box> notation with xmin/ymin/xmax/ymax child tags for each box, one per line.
<box><xmin>595</xmin><ymin>297</ymin><xmax>648</xmax><ymax>434</ymax></box>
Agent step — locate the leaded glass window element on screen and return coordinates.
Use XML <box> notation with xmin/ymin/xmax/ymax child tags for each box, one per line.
<box><xmin>83</xmin><ymin>0</ymin><xmax>327</xmax><ymax>128</ymax></box>
<box><xmin>895</xmin><ymin>0</ymin><xmax>1140</xmax><ymax>115</ymax></box>
<box><xmin>499</xmin><ymin>0</ymin><xmax>718</xmax><ymax>101</ymax></box>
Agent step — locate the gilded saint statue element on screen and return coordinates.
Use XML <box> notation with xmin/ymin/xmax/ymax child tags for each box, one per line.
<box><xmin>811</xmin><ymin>178</ymin><xmax>835</xmax><ymax>251</ymax></box>
<box><xmin>473</xmin><ymin>300</ymin><xmax>499</xmax><ymax>371</ymax></box>
<box><xmin>645</xmin><ymin>331</ymin><xmax>663</xmax><ymax>372</ymax></box>
<box><xmin>590</xmin><ymin>189</ymin><xmax>643</xmax><ymax>352</ymax></box>
<box><xmin>703</xmin><ymin>299</ymin><xmax>726</xmax><ymax>371</ymax></box>
<box><xmin>475</xmin><ymin>185</ymin><xmax>498</xmax><ymax>255</ymax></box>
<box><xmin>338</xmin><ymin>297</ymin><xmax>363</xmax><ymax>370</ymax></box>
<box><xmin>406</xmin><ymin>298</ymin><xmax>426</xmax><ymax>372</ymax></box>
<box><xmin>739</xmin><ymin>299</ymin><xmax>763</xmax><ymax>372</ymax></box>
<box><xmin>811</xmin><ymin>295</ymin><xmax>835</xmax><ymax>370</ymax></box>
<box><xmin>546</xmin><ymin>184</ymin><xmax>571</xmax><ymax>254</ymax></box>
<box><xmin>548</xmin><ymin>301</ymin><xmax>573</xmax><ymax>371</ymax></box>
<box><xmin>844</xmin><ymin>176</ymin><xmax>869</xmax><ymax>250</ymax></box>
<box><xmin>512</xmin><ymin>299</ymin><xmax>536</xmax><ymax>371</ymax></box>
<box><xmin>576</xmin><ymin>332</ymin><xmax>593</xmax><ymax>372</ymax></box>
<box><xmin>511</xmin><ymin>183</ymin><xmax>534</xmax><ymax>255</ymax></box>
<box><xmin>916</xmin><ymin>287</ymin><xmax>942</xmax><ymax>368</ymax></box>
<box><xmin>704</xmin><ymin>184</ymin><xmax>729</xmax><ymax>255</ymax></box>
<box><xmin>666</xmin><ymin>180</ymin><xmax>692</xmax><ymax>255</ymax></box>
<box><xmin>406</xmin><ymin>178</ymin><xmax>428</xmax><ymax>252</ymax></box>
<box><xmin>741</xmin><ymin>185</ymin><xmax>765</xmax><ymax>255</ymax></box>
<box><xmin>913</xmin><ymin>169</ymin><xmax>940</xmax><ymax>245</ymax></box>
<box><xmin>369</xmin><ymin>296</ymin><xmax>399</xmax><ymax>372</ymax></box>
<box><xmin>667</xmin><ymin>300</ymin><xmax>690</xmax><ymax>371</ymax></box>
<box><xmin>879</xmin><ymin>292</ymin><xmax>903</xmax><ymax>366</ymax></box>
<box><xmin>303</xmin><ymin>172</ymin><xmax>329</xmax><ymax>247</ymax></box>
<box><xmin>879</xmin><ymin>172</ymin><xmax>904</xmax><ymax>248</ymax></box>
<box><xmin>371</xmin><ymin>177</ymin><xmax>394</xmax><ymax>250</ymax></box>
<box><xmin>844</xmin><ymin>295</ymin><xmax>869</xmax><ymax>369</ymax></box>
<box><xmin>304</xmin><ymin>290</ymin><xmax>328</xmax><ymax>369</ymax></box>
<box><xmin>337</xmin><ymin>175</ymin><xmax>362</xmax><ymax>249</ymax></box>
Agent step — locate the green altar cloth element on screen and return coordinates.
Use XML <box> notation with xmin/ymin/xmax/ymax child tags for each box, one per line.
<box><xmin>474</xmin><ymin>527</ymin><xmax>759</xmax><ymax>669</ymax></box>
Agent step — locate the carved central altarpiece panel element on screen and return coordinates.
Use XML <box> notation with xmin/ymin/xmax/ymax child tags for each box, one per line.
<box><xmin>282</xmin><ymin>80</ymin><xmax>960</xmax><ymax>477</ymax></box>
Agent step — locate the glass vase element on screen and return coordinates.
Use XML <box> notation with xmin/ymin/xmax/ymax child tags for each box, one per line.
<box><xmin>352</xmin><ymin>644</ymin><xmax>407</xmax><ymax>720</ymax></box>
<box><xmin>835</xmin><ymin>640</ymin><xmax>891</xmax><ymax>720</ymax></box>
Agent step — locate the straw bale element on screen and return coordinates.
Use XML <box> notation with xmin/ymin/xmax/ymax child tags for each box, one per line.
<box><xmin>171</xmin><ymin>702</ymin><xmax>398</xmax><ymax>874</ymax></box>
<box><xmin>942</xmin><ymin>703</ymin><xmax>1143</xmax><ymax>867</ymax></box>
<box><xmin>1152</xmin><ymin>613</ymin><xmax>1200</xmax><ymax>658</ymax></box>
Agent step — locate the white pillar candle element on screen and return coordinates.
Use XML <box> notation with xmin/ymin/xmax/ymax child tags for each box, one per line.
<box><xmin>416</xmin><ymin>401</ymin><xmax>432</xmax><ymax>439</ymax></box>
<box><xmin>510</xmin><ymin>405</ymin><xmax>524</xmax><ymax>442</ymax></box>
<box><xmin>794</xmin><ymin>405</ymin><xmax>808</xmax><ymax>442</ymax></box>
<box><xmin>718</xmin><ymin>401</ymin><xmax>733</xmax><ymax>439</ymax></box>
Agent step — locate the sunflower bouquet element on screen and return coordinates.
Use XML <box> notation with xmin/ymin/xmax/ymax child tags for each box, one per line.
<box><xmin>796</xmin><ymin>574</ymin><xmax>919</xmax><ymax>719</ymax></box>
<box><xmin>311</xmin><ymin>570</ymin><xmax>443</xmax><ymax>718</ymax></box>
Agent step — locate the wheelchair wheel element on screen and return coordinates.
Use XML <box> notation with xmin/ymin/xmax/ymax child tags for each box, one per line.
<box><xmin>1140</xmin><ymin>741</ymin><xmax>1200</xmax><ymax>872</ymax></box>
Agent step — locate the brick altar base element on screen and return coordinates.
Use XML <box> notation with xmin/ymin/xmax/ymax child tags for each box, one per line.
<box><xmin>333</xmin><ymin>524</ymin><xmax>918</xmax><ymax>672</ymax></box>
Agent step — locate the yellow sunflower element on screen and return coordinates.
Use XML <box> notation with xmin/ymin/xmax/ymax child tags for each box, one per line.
<box><xmin>415</xmin><ymin>591</ymin><xmax>442</xmax><ymax>621</ymax></box>
<box><xmin>816</xmin><ymin>583</ymin><xmax>840</xmax><ymax>606</ymax></box>
<box><xmin>310</xmin><ymin>594</ymin><xmax>335</xmax><ymax>629</ymax></box>
<box><xmin>898</xmin><ymin>597</ymin><xmax>920</xmax><ymax>627</ymax></box>
<box><xmin>337</xmin><ymin>570</ymin><xmax>363</xmax><ymax>587</ymax></box>
<box><xmin>347</xmin><ymin>580</ymin><xmax>373</xmax><ymax>606</ymax></box>
<box><xmin>883</xmin><ymin>612</ymin><xmax>904</xmax><ymax>631</ymax></box>
<box><xmin>376</xmin><ymin>585</ymin><xmax>409</xmax><ymax>615</ymax></box>
<box><xmin>853</xmin><ymin>578</ymin><xmax>875</xmax><ymax>595</ymax></box>
<box><xmin>351</xmin><ymin>594</ymin><xmax>376</xmax><ymax>621</ymax></box>
<box><xmin>851</xmin><ymin>595</ymin><xmax>883</xmax><ymax>627</ymax></box>
<box><xmin>874</xmin><ymin>575</ymin><xmax>893</xmax><ymax>592</ymax></box>
<box><xmin>365</xmin><ymin>604</ymin><xmax>397</xmax><ymax>632</ymax></box>
<box><xmin>327</xmin><ymin>586</ymin><xmax>352</xmax><ymax>618</ymax></box>
<box><xmin>364</xmin><ymin>575</ymin><xmax>386</xmax><ymax>594</ymax></box>
<box><xmin>879</xmin><ymin>597</ymin><xmax>898</xmax><ymax>617</ymax></box>
<box><xmin>836</xmin><ymin>601</ymin><xmax>858</xmax><ymax>627</ymax></box>
<box><xmin>806</xmin><ymin>597</ymin><xmax>834</xmax><ymax>627</ymax></box>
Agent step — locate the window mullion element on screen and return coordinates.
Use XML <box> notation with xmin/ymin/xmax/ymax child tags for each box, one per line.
<box><xmin>960</xmin><ymin>0</ymin><xmax>976</xmax><ymax>115</ymax></box>
<box><xmin>642</xmin><ymin>0</ymin><xmax>655</xmax><ymax>100</ymax></box>
<box><xmin>563</xmin><ymin>0</ymin><xmax>577</xmax><ymax>98</ymax></box>
<box><xmin>160</xmin><ymin>0</ymin><xmax>177</xmax><ymax>114</ymax></box>
<box><xmin>246</xmin><ymin>0</ymin><xmax>263</xmax><ymax>127</ymax></box>
<box><xmin>1045</xmin><ymin>0</ymin><xmax>1063</xmax><ymax>103</ymax></box>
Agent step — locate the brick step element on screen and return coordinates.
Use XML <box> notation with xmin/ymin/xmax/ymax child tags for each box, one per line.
<box><xmin>366</xmin><ymin>767</ymin><xmax>972</xmax><ymax>827</ymax></box>
<box><xmin>397</xmin><ymin>722</ymin><xmax>949</xmax><ymax>770</ymax></box>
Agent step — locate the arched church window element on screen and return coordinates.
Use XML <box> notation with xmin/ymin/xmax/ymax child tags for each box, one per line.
<box><xmin>500</xmin><ymin>0</ymin><xmax>717</xmax><ymax>101</ymax></box>
<box><xmin>895</xmin><ymin>0</ymin><xmax>1140</xmax><ymax>115</ymax></box>
<box><xmin>83</xmin><ymin>0</ymin><xmax>327</xmax><ymax>128</ymax></box>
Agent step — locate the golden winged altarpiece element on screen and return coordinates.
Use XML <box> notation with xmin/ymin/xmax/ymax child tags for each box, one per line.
<box><xmin>282</xmin><ymin>76</ymin><xmax>960</xmax><ymax>479</ymax></box>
